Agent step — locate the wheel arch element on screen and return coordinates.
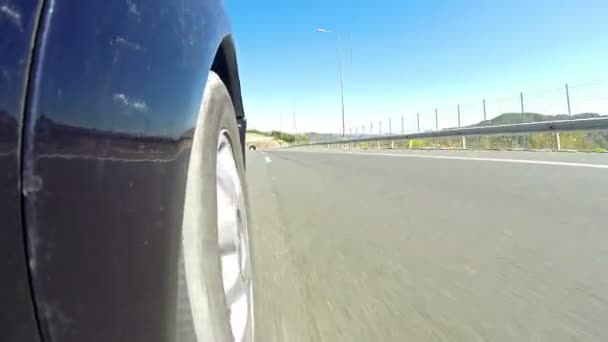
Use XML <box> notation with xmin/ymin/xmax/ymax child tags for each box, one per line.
<box><xmin>210</xmin><ymin>35</ymin><xmax>247</xmax><ymax>158</ymax></box>
<box><xmin>211</xmin><ymin>35</ymin><xmax>245</xmax><ymax>120</ymax></box>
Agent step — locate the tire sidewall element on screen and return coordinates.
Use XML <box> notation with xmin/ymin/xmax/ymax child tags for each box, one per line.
<box><xmin>181</xmin><ymin>71</ymin><xmax>252</xmax><ymax>342</ymax></box>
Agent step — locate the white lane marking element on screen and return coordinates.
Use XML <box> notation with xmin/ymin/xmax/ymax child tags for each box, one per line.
<box><xmin>265</xmin><ymin>156</ymin><xmax>272</xmax><ymax>163</ymax></box>
<box><xmin>286</xmin><ymin>150</ymin><xmax>608</xmax><ymax>169</ymax></box>
<box><xmin>372</xmin><ymin>152</ymin><xmax>608</xmax><ymax>169</ymax></box>
<box><xmin>464</xmin><ymin>265</ymin><xmax>478</xmax><ymax>275</ymax></box>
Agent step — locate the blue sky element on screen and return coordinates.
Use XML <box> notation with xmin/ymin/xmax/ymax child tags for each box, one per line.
<box><xmin>227</xmin><ymin>0</ymin><xmax>608</xmax><ymax>133</ymax></box>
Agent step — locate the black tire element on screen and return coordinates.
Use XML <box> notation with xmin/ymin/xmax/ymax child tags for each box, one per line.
<box><xmin>176</xmin><ymin>71</ymin><xmax>253</xmax><ymax>342</ymax></box>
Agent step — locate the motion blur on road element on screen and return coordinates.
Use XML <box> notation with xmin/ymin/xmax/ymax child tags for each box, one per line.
<box><xmin>247</xmin><ymin>149</ymin><xmax>608</xmax><ymax>341</ymax></box>
<box><xmin>228</xmin><ymin>1</ymin><xmax>608</xmax><ymax>340</ymax></box>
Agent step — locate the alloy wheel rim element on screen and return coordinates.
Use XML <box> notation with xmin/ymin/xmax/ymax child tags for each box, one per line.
<box><xmin>216</xmin><ymin>130</ymin><xmax>252</xmax><ymax>341</ymax></box>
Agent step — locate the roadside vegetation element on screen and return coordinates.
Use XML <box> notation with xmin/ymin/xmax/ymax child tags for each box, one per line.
<box><xmin>247</xmin><ymin>129</ymin><xmax>309</xmax><ymax>144</ymax></box>
<box><xmin>350</xmin><ymin>131</ymin><xmax>608</xmax><ymax>152</ymax></box>
<box><xmin>313</xmin><ymin>113</ymin><xmax>608</xmax><ymax>152</ymax></box>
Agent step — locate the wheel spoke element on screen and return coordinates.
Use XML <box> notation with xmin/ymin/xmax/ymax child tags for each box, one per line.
<box><xmin>219</xmin><ymin>238</ymin><xmax>237</xmax><ymax>255</ymax></box>
<box><xmin>216</xmin><ymin>174</ymin><xmax>237</xmax><ymax>202</ymax></box>
<box><xmin>225</xmin><ymin>277</ymin><xmax>248</xmax><ymax>306</ymax></box>
<box><xmin>221</xmin><ymin>254</ymin><xmax>240</xmax><ymax>294</ymax></box>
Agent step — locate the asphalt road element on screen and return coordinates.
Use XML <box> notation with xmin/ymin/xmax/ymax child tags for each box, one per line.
<box><xmin>247</xmin><ymin>149</ymin><xmax>608</xmax><ymax>342</ymax></box>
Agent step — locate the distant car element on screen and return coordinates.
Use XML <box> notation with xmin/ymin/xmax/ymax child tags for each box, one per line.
<box><xmin>1</xmin><ymin>1</ymin><xmax>253</xmax><ymax>342</ymax></box>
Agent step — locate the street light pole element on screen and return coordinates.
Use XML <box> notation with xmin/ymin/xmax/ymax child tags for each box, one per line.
<box><xmin>292</xmin><ymin>97</ymin><xmax>297</xmax><ymax>133</ymax></box>
<box><xmin>337</xmin><ymin>53</ymin><xmax>345</xmax><ymax>137</ymax></box>
<box><xmin>318</xmin><ymin>28</ymin><xmax>346</xmax><ymax>137</ymax></box>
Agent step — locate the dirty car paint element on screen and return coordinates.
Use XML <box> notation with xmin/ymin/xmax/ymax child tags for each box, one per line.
<box><xmin>21</xmin><ymin>0</ymin><xmax>235</xmax><ymax>341</ymax></box>
<box><xmin>0</xmin><ymin>0</ymin><xmax>43</xmax><ymax>341</ymax></box>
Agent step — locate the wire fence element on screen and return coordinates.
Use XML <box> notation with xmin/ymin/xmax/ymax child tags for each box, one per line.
<box><xmin>300</xmin><ymin>81</ymin><xmax>608</xmax><ymax>151</ymax></box>
<box><xmin>338</xmin><ymin>81</ymin><xmax>608</xmax><ymax>138</ymax></box>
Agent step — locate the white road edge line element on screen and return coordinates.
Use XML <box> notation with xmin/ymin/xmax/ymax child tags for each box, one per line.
<box><xmin>281</xmin><ymin>150</ymin><xmax>608</xmax><ymax>169</ymax></box>
<box><xmin>265</xmin><ymin>156</ymin><xmax>272</xmax><ymax>163</ymax></box>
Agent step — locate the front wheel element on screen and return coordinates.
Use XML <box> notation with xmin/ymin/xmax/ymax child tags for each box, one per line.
<box><xmin>177</xmin><ymin>71</ymin><xmax>253</xmax><ymax>342</ymax></box>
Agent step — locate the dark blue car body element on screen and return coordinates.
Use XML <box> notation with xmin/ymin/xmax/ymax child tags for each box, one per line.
<box><xmin>0</xmin><ymin>1</ymin><xmax>244</xmax><ymax>341</ymax></box>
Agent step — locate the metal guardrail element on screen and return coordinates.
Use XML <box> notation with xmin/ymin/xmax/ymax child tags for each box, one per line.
<box><xmin>287</xmin><ymin>117</ymin><xmax>608</xmax><ymax>148</ymax></box>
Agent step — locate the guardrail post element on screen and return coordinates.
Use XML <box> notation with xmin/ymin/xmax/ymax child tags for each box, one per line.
<box><xmin>555</xmin><ymin>132</ymin><xmax>561</xmax><ymax>151</ymax></box>
<box><xmin>462</xmin><ymin>136</ymin><xmax>467</xmax><ymax>149</ymax></box>
<box><xmin>377</xmin><ymin>140</ymin><xmax>380</xmax><ymax>149</ymax></box>
<box><xmin>391</xmin><ymin>140</ymin><xmax>395</xmax><ymax>149</ymax></box>
<box><xmin>409</xmin><ymin>140</ymin><xmax>413</xmax><ymax>149</ymax></box>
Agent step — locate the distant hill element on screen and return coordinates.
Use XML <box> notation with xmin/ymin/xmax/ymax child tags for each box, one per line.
<box><xmin>457</xmin><ymin>112</ymin><xmax>608</xmax><ymax>151</ymax></box>
<box><xmin>470</xmin><ymin>112</ymin><xmax>602</xmax><ymax>127</ymax></box>
<box><xmin>301</xmin><ymin>132</ymin><xmax>343</xmax><ymax>142</ymax></box>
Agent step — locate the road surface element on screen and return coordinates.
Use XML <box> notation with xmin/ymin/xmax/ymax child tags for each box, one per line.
<box><xmin>247</xmin><ymin>149</ymin><xmax>608</xmax><ymax>342</ymax></box>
